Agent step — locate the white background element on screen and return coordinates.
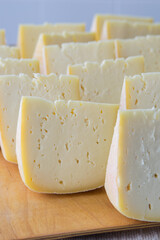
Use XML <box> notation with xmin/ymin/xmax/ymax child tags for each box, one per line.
<box><xmin>0</xmin><ymin>0</ymin><xmax>160</xmax><ymax>45</ymax></box>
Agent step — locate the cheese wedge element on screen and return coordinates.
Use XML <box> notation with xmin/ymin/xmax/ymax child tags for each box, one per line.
<box><xmin>120</xmin><ymin>73</ymin><xmax>160</xmax><ymax>110</ymax></box>
<box><xmin>0</xmin><ymin>73</ymin><xmax>80</xmax><ymax>163</ymax></box>
<box><xmin>34</xmin><ymin>32</ymin><xmax>96</xmax><ymax>73</ymax></box>
<box><xmin>16</xmin><ymin>97</ymin><xmax>118</xmax><ymax>193</ymax></box>
<box><xmin>0</xmin><ymin>59</ymin><xmax>39</xmax><ymax>76</ymax></box>
<box><xmin>91</xmin><ymin>14</ymin><xmax>153</xmax><ymax>40</ymax></box>
<box><xmin>115</xmin><ymin>35</ymin><xmax>160</xmax><ymax>72</ymax></box>
<box><xmin>0</xmin><ymin>46</ymin><xmax>20</xmax><ymax>58</ymax></box>
<box><xmin>68</xmin><ymin>56</ymin><xmax>144</xmax><ymax>103</ymax></box>
<box><xmin>18</xmin><ymin>23</ymin><xmax>85</xmax><ymax>58</ymax></box>
<box><xmin>43</xmin><ymin>41</ymin><xmax>115</xmax><ymax>75</ymax></box>
<box><xmin>0</xmin><ymin>30</ymin><xmax>6</xmax><ymax>45</ymax></box>
<box><xmin>106</xmin><ymin>109</ymin><xmax>160</xmax><ymax>222</ymax></box>
<box><xmin>101</xmin><ymin>20</ymin><xmax>160</xmax><ymax>40</ymax></box>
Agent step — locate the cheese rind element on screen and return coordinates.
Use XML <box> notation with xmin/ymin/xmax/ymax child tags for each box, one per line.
<box><xmin>18</xmin><ymin>23</ymin><xmax>85</xmax><ymax>58</ymax></box>
<box><xmin>0</xmin><ymin>46</ymin><xmax>20</xmax><ymax>58</ymax></box>
<box><xmin>0</xmin><ymin>74</ymin><xmax>80</xmax><ymax>163</ymax></box>
<box><xmin>43</xmin><ymin>41</ymin><xmax>115</xmax><ymax>75</ymax></box>
<box><xmin>105</xmin><ymin>110</ymin><xmax>160</xmax><ymax>222</ymax></box>
<box><xmin>17</xmin><ymin>97</ymin><xmax>118</xmax><ymax>193</ymax></box>
<box><xmin>0</xmin><ymin>30</ymin><xmax>6</xmax><ymax>45</ymax></box>
<box><xmin>68</xmin><ymin>56</ymin><xmax>144</xmax><ymax>103</ymax></box>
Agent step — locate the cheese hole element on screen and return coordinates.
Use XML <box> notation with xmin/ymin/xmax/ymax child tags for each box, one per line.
<box><xmin>102</xmin><ymin>119</ymin><xmax>104</xmax><ymax>124</ymax></box>
<box><xmin>75</xmin><ymin>159</ymin><xmax>79</xmax><ymax>164</ymax></box>
<box><xmin>38</xmin><ymin>164</ymin><xmax>40</xmax><ymax>169</ymax></box>
<box><xmin>33</xmin><ymin>160</ymin><xmax>36</xmax><ymax>163</ymax></box>
<box><xmin>148</xmin><ymin>204</ymin><xmax>152</xmax><ymax>210</ymax></box>
<box><xmin>96</xmin><ymin>140</ymin><xmax>99</xmax><ymax>144</ymax></box>
<box><xmin>61</xmin><ymin>92</ymin><xmax>65</xmax><ymax>99</ymax></box>
<box><xmin>104</xmin><ymin>139</ymin><xmax>106</xmax><ymax>141</ymax></box>
<box><xmin>155</xmin><ymin>104</ymin><xmax>157</xmax><ymax>108</ymax></box>
<box><xmin>30</xmin><ymin>130</ymin><xmax>32</xmax><ymax>134</ymax></box>
<box><xmin>80</xmin><ymin>84</ymin><xmax>84</xmax><ymax>92</ymax></box>
<box><xmin>154</xmin><ymin>173</ymin><xmax>158</xmax><ymax>178</ymax></box>
<box><xmin>65</xmin><ymin>143</ymin><xmax>69</xmax><ymax>151</ymax></box>
<box><xmin>44</xmin><ymin>129</ymin><xmax>48</xmax><ymax>133</ymax></box>
<box><xmin>132</xmin><ymin>87</ymin><xmax>135</xmax><ymax>90</ymax></box>
<box><xmin>126</xmin><ymin>183</ymin><xmax>131</xmax><ymax>192</ymax></box>
<box><xmin>52</xmin><ymin>112</ymin><xmax>55</xmax><ymax>115</ymax></box>
<box><xmin>58</xmin><ymin>159</ymin><xmax>61</xmax><ymax>164</ymax></box>
<box><xmin>84</xmin><ymin>118</ymin><xmax>89</xmax><ymax>127</ymax></box>
<box><xmin>59</xmin><ymin>180</ymin><xmax>63</xmax><ymax>185</ymax></box>
<box><xmin>7</xmin><ymin>125</ymin><xmax>9</xmax><ymax>129</ymax></box>
<box><xmin>87</xmin><ymin>152</ymin><xmax>90</xmax><ymax>159</ymax></box>
<box><xmin>135</xmin><ymin>99</ymin><xmax>138</xmax><ymax>105</ymax></box>
<box><xmin>12</xmin><ymin>138</ymin><xmax>14</xmax><ymax>143</ymax></box>
<box><xmin>100</xmin><ymin>110</ymin><xmax>103</xmax><ymax>114</ymax></box>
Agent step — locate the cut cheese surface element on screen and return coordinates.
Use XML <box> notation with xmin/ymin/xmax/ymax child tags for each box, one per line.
<box><xmin>120</xmin><ymin>73</ymin><xmax>160</xmax><ymax>110</ymax></box>
<box><xmin>0</xmin><ymin>30</ymin><xmax>6</xmax><ymax>45</ymax></box>
<box><xmin>0</xmin><ymin>46</ymin><xmax>20</xmax><ymax>58</ymax></box>
<box><xmin>43</xmin><ymin>41</ymin><xmax>115</xmax><ymax>75</ymax></box>
<box><xmin>101</xmin><ymin>20</ymin><xmax>160</xmax><ymax>40</ymax></box>
<box><xmin>34</xmin><ymin>31</ymin><xmax>96</xmax><ymax>73</ymax></box>
<box><xmin>91</xmin><ymin>14</ymin><xmax>153</xmax><ymax>40</ymax></box>
<box><xmin>68</xmin><ymin>56</ymin><xmax>144</xmax><ymax>103</ymax></box>
<box><xmin>18</xmin><ymin>23</ymin><xmax>85</xmax><ymax>58</ymax></box>
<box><xmin>16</xmin><ymin>97</ymin><xmax>118</xmax><ymax>193</ymax></box>
<box><xmin>105</xmin><ymin>110</ymin><xmax>160</xmax><ymax>222</ymax></box>
<box><xmin>0</xmin><ymin>59</ymin><xmax>39</xmax><ymax>76</ymax></box>
<box><xmin>0</xmin><ymin>74</ymin><xmax>80</xmax><ymax>163</ymax></box>
<box><xmin>115</xmin><ymin>35</ymin><xmax>160</xmax><ymax>72</ymax></box>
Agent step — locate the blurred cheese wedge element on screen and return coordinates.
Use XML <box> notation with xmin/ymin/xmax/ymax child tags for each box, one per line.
<box><xmin>68</xmin><ymin>56</ymin><xmax>144</xmax><ymax>103</ymax></box>
<box><xmin>106</xmin><ymin>109</ymin><xmax>160</xmax><ymax>222</ymax></box>
<box><xmin>115</xmin><ymin>35</ymin><xmax>160</xmax><ymax>72</ymax></box>
<box><xmin>18</xmin><ymin>23</ymin><xmax>85</xmax><ymax>58</ymax></box>
<box><xmin>0</xmin><ymin>73</ymin><xmax>80</xmax><ymax>163</ymax></box>
<box><xmin>0</xmin><ymin>59</ymin><xmax>39</xmax><ymax>76</ymax></box>
<box><xmin>43</xmin><ymin>41</ymin><xmax>115</xmax><ymax>75</ymax></box>
<box><xmin>120</xmin><ymin>73</ymin><xmax>160</xmax><ymax>110</ymax></box>
<box><xmin>91</xmin><ymin>14</ymin><xmax>153</xmax><ymax>40</ymax></box>
<box><xmin>0</xmin><ymin>46</ymin><xmax>20</xmax><ymax>58</ymax></box>
<box><xmin>101</xmin><ymin>20</ymin><xmax>160</xmax><ymax>40</ymax></box>
<box><xmin>16</xmin><ymin>97</ymin><xmax>118</xmax><ymax>193</ymax></box>
<box><xmin>34</xmin><ymin>31</ymin><xmax>96</xmax><ymax>73</ymax></box>
<box><xmin>0</xmin><ymin>30</ymin><xmax>6</xmax><ymax>45</ymax></box>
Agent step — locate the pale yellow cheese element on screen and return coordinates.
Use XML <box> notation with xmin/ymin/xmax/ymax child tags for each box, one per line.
<box><xmin>106</xmin><ymin>109</ymin><xmax>160</xmax><ymax>222</ymax></box>
<box><xmin>0</xmin><ymin>30</ymin><xmax>6</xmax><ymax>45</ymax></box>
<box><xmin>33</xmin><ymin>32</ymin><xmax>96</xmax><ymax>73</ymax></box>
<box><xmin>0</xmin><ymin>46</ymin><xmax>20</xmax><ymax>58</ymax></box>
<box><xmin>43</xmin><ymin>41</ymin><xmax>115</xmax><ymax>75</ymax></box>
<box><xmin>18</xmin><ymin>23</ymin><xmax>85</xmax><ymax>58</ymax></box>
<box><xmin>68</xmin><ymin>56</ymin><xmax>144</xmax><ymax>103</ymax></box>
<box><xmin>115</xmin><ymin>35</ymin><xmax>160</xmax><ymax>72</ymax></box>
<box><xmin>0</xmin><ymin>73</ymin><xmax>80</xmax><ymax>163</ymax></box>
<box><xmin>91</xmin><ymin>14</ymin><xmax>153</xmax><ymax>40</ymax></box>
<box><xmin>16</xmin><ymin>97</ymin><xmax>118</xmax><ymax>193</ymax></box>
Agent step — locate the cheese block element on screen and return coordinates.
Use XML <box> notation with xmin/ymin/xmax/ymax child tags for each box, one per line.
<box><xmin>68</xmin><ymin>56</ymin><xmax>144</xmax><ymax>103</ymax></box>
<box><xmin>18</xmin><ymin>23</ymin><xmax>85</xmax><ymax>58</ymax></box>
<box><xmin>0</xmin><ymin>59</ymin><xmax>39</xmax><ymax>76</ymax></box>
<box><xmin>120</xmin><ymin>73</ymin><xmax>160</xmax><ymax>110</ymax></box>
<box><xmin>106</xmin><ymin>109</ymin><xmax>160</xmax><ymax>222</ymax></box>
<box><xmin>101</xmin><ymin>20</ymin><xmax>160</xmax><ymax>40</ymax></box>
<box><xmin>0</xmin><ymin>73</ymin><xmax>80</xmax><ymax>163</ymax></box>
<box><xmin>115</xmin><ymin>35</ymin><xmax>160</xmax><ymax>72</ymax></box>
<box><xmin>16</xmin><ymin>97</ymin><xmax>118</xmax><ymax>193</ymax></box>
<box><xmin>0</xmin><ymin>30</ymin><xmax>6</xmax><ymax>45</ymax></box>
<box><xmin>0</xmin><ymin>46</ymin><xmax>20</xmax><ymax>58</ymax></box>
<box><xmin>43</xmin><ymin>41</ymin><xmax>115</xmax><ymax>75</ymax></box>
<box><xmin>34</xmin><ymin>32</ymin><xmax>96</xmax><ymax>73</ymax></box>
<box><xmin>91</xmin><ymin>14</ymin><xmax>153</xmax><ymax>40</ymax></box>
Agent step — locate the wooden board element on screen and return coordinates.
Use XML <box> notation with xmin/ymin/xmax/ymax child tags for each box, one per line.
<box><xmin>0</xmin><ymin>151</ymin><xmax>159</xmax><ymax>240</ymax></box>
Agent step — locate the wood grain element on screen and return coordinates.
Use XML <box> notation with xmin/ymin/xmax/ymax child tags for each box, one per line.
<box><xmin>0</xmin><ymin>151</ymin><xmax>159</xmax><ymax>240</ymax></box>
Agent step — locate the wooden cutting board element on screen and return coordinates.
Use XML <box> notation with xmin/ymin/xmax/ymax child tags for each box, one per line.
<box><xmin>0</xmin><ymin>151</ymin><xmax>159</xmax><ymax>240</ymax></box>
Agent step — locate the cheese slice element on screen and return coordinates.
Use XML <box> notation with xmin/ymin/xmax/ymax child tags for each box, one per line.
<box><xmin>0</xmin><ymin>73</ymin><xmax>80</xmax><ymax>163</ymax></box>
<box><xmin>18</xmin><ymin>23</ymin><xmax>85</xmax><ymax>58</ymax></box>
<box><xmin>0</xmin><ymin>59</ymin><xmax>39</xmax><ymax>76</ymax></box>
<box><xmin>16</xmin><ymin>97</ymin><xmax>118</xmax><ymax>193</ymax></box>
<box><xmin>91</xmin><ymin>14</ymin><xmax>153</xmax><ymax>40</ymax></box>
<box><xmin>0</xmin><ymin>30</ymin><xmax>6</xmax><ymax>45</ymax></box>
<box><xmin>106</xmin><ymin>109</ymin><xmax>160</xmax><ymax>222</ymax></box>
<box><xmin>0</xmin><ymin>46</ymin><xmax>20</xmax><ymax>58</ymax></box>
<box><xmin>101</xmin><ymin>20</ymin><xmax>160</xmax><ymax>40</ymax></box>
<box><xmin>115</xmin><ymin>35</ymin><xmax>160</xmax><ymax>72</ymax></box>
<box><xmin>68</xmin><ymin>56</ymin><xmax>144</xmax><ymax>103</ymax></box>
<box><xmin>43</xmin><ymin>41</ymin><xmax>115</xmax><ymax>75</ymax></box>
<box><xmin>34</xmin><ymin>32</ymin><xmax>96</xmax><ymax>73</ymax></box>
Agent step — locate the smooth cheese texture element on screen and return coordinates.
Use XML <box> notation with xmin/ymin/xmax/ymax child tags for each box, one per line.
<box><xmin>101</xmin><ymin>20</ymin><xmax>160</xmax><ymax>40</ymax></box>
<box><xmin>18</xmin><ymin>23</ymin><xmax>85</xmax><ymax>58</ymax></box>
<box><xmin>120</xmin><ymin>73</ymin><xmax>160</xmax><ymax>110</ymax></box>
<box><xmin>0</xmin><ymin>73</ymin><xmax>80</xmax><ymax>163</ymax></box>
<box><xmin>68</xmin><ymin>56</ymin><xmax>144</xmax><ymax>103</ymax></box>
<box><xmin>0</xmin><ymin>30</ymin><xmax>6</xmax><ymax>45</ymax></box>
<box><xmin>16</xmin><ymin>97</ymin><xmax>118</xmax><ymax>193</ymax></box>
<box><xmin>43</xmin><ymin>41</ymin><xmax>115</xmax><ymax>75</ymax></box>
<box><xmin>91</xmin><ymin>14</ymin><xmax>153</xmax><ymax>40</ymax></box>
<box><xmin>106</xmin><ymin>110</ymin><xmax>160</xmax><ymax>222</ymax></box>
<box><xmin>0</xmin><ymin>59</ymin><xmax>39</xmax><ymax>76</ymax></box>
<box><xmin>33</xmin><ymin>32</ymin><xmax>96</xmax><ymax>73</ymax></box>
<box><xmin>0</xmin><ymin>46</ymin><xmax>20</xmax><ymax>58</ymax></box>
